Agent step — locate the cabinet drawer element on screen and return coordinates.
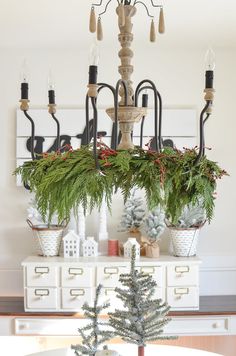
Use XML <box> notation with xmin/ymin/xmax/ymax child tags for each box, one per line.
<box><xmin>167</xmin><ymin>287</ymin><xmax>199</xmax><ymax>309</ymax></box>
<box><xmin>136</xmin><ymin>265</ymin><xmax>163</xmax><ymax>287</ymax></box>
<box><xmin>167</xmin><ymin>264</ymin><xmax>198</xmax><ymax>286</ymax></box>
<box><xmin>165</xmin><ymin>316</ymin><xmax>230</xmax><ymax>335</ymax></box>
<box><xmin>61</xmin><ymin>266</ymin><xmax>95</xmax><ymax>287</ymax></box>
<box><xmin>61</xmin><ymin>288</ymin><xmax>94</xmax><ymax>310</ymax></box>
<box><xmin>100</xmin><ymin>287</ymin><xmax>123</xmax><ymax>312</ymax></box>
<box><xmin>26</xmin><ymin>288</ymin><xmax>58</xmax><ymax>310</ymax></box>
<box><xmin>26</xmin><ymin>266</ymin><xmax>58</xmax><ymax>287</ymax></box>
<box><xmin>97</xmin><ymin>266</ymin><xmax>128</xmax><ymax>287</ymax></box>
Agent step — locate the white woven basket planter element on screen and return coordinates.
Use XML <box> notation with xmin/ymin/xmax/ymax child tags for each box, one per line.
<box><xmin>27</xmin><ymin>220</ymin><xmax>65</xmax><ymax>257</ymax></box>
<box><xmin>169</xmin><ymin>227</ymin><xmax>200</xmax><ymax>257</ymax></box>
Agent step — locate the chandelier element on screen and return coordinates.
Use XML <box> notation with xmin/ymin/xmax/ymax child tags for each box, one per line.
<box><xmin>19</xmin><ymin>0</ymin><xmax>215</xmax><ymax>169</ymax></box>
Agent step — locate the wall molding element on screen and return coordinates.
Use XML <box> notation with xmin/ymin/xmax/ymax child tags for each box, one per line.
<box><xmin>0</xmin><ymin>255</ymin><xmax>236</xmax><ymax>296</ymax></box>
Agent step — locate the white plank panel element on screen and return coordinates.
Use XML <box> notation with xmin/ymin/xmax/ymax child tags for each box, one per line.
<box><xmin>17</xmin><ymin>108</ymin><xmax>197</xmax><ymax>138</ymax></box>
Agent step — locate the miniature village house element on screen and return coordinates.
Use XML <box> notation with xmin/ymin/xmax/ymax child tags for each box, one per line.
<box><xmin>63</xmin><ymin>230</ymin><xmax>80</xmax><ymax>258</ymax></box>
<box><xmin>124</xmin><ymin>238</ymin><xmax>140</xmax><ymax>259</ymax></box>
<box><xmin>82</xmin><ymin>237</ymin><xmax>98</xmax><ymax>257</ymax></box>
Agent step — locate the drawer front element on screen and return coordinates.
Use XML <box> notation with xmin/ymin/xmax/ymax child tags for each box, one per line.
<box><xmin>26</xmin><ymin>266</ymin><xmax>58</xmax><ymax>287</ymax></box>
<box><xmin>164</xmin><ymin>316</ymin><xmax>230</xmax><ymax>335</ymax></box>
<box><xmin>100</xmin><ymin>287</ymin><xmax>123</xmax><ymax>312</ymax></box>
<box><xmin>97</xmin><ymin>266</ymin><xmax>128</xmax><ymax>287</ymax></box>
<box><xmin>167</xmin><ymin>287</ymin><xmax>199</xmax><ymax>309</ymax></box>
<box><xmin>167</xmin><ymin>264</ymin><xmax>199</xmax><ymax>286</ymax></box>
<box><xmin>26</xmin><ymin>288</ymin><xmax>58</xmax><ymax>310</ymax></box>
<box><xmin>136</xmin><ymin>265</ymin><xmax>163</xmax><ymax>287</ymax></box>
<box><xmin>61</xmin><ymin>288</ymin><xmax>94</xmax><ymax>310</ymax></box>
<box><xmin>61</xmin><ymin>266</ymin><xmax>95</xmax><ymax>287</ymax></box>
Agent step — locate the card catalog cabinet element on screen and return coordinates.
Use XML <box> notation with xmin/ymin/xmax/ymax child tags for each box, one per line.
<box><xmin>22</xmin><ymin>256</ymin><xmax>201</xmax><ymax>312</ymax></box>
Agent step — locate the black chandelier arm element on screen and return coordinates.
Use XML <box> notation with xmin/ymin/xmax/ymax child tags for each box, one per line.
<box><xmin>202</xmin><ymin>113</ymin><xmax>211</xmax><ymax>156</ymax></box>
<box><xmin>91</xmin><ymin>97</ymin><xmax>100</xmax><ymax>170</ymax></box>
<box><xmin>50</xmin><ymin>113</ymin><xmax>60</xmax><ymax>151</ymax></box>
<box><xmin>85</xmin><ymin>95</ymin><xmax>90</xmax><ymax>145</ymax></box>
<box><xmin>115</xmin><ymin>79</ymin><xmax>128</xmax><ymax>107</ymax></box>
<box><xmin>149</xmin><ymin>0</ymin><xmax>162</xmax><ymax>8</ymax></box>
<box><xmin>99</xmin><ymin>0</ymin><xmax>113</xmax><ymax>16</ymax></box>
<box><xmin>194</xmin><ymin>101</ymin><xmax>211</xmax><ymax>166</ymax></box>
<box><xmin>23</xmin><ymin>110</ymin><xmax>35</xmax><ymax>161</ymax></box>
<box><xmin>135</xmin><ymin>80</ymin><xmax>162</xmax><ymax>152</ymax></box>
<box><xmin>133</xmin><ymin>1</ymin><xmax>154</xmax><ymax>18</ymax></box>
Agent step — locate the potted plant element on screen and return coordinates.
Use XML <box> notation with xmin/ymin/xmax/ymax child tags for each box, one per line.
<box><xmin>144</xmin><ymin>206</ymin><xmax>165</xmax><ymax>258</ymax></box>
<box><xmin>166</xmin><ymin>204</ymin><xmax>206</xmax><ymax>257</ymax></box>
<box><xmin>26</xmin><ymin>198</ymin><xmax>67</xmax><ymax>257</ymax></box>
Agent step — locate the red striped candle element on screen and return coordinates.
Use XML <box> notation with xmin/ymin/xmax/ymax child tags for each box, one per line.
<box><xmin>108</xmin><ymin>239</ymin><xmax>119</xmax><ymax>256</ymax></box>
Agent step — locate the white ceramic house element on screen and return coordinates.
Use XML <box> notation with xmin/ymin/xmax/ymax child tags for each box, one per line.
<box><xmin>124</xmin><ymin>238</ymin><xmax>140</xmax><ymax>259</ymax></box>
<box><xmin>63</xmin><ymin>230</ymin><xmax>80</xmax><ymax>258</ymax></box>
<box><xmin>82</xmin><ymin>237</ymin><xmax>98</xmax><ymax>257</ymax></box>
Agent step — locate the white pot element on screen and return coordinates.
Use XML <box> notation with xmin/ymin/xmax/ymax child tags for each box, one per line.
<box><xmin>169</xmin><ymin>227</ymin><xmax>200</xmax><ymax>257</ymax></box>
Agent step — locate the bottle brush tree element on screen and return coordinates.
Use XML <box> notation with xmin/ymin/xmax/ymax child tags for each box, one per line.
<box><xmin>119</xmin><ymin>189</ymin><xmax>145</xmax><ymax>233</ymax></box>
<box><xmin>108</xmin><ymin>246</ymin><xmax>174</xmax><ymax>356</ymax></box>
<box><xmin>71</xmin><ymin>284</ymin><xmax>115</xmax><ymax>356</ymax></box>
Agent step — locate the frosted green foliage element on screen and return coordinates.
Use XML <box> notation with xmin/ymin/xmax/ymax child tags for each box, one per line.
<box><xmin>71</xmin><ymin>284</ymin><xmax>115</xmax><ymax>356</ymax></box>
<box><xmin>108</xmin><ymin>246</ymin><xmax>173</xmax><ymax>347</ymax></box>
<box><xmin>120</xmin><ymin>189</ymin><xmax>145</xmax><ymax>231</ymax></box>
<box><xmin>145</xmin><ymin>206</ymin><xmax>166</xmax><ymax>241</ymax></box>
<box><xmin>175</xmin><ymin>204</ymin><xmax>206</xmax><ymax>228</ymax></box>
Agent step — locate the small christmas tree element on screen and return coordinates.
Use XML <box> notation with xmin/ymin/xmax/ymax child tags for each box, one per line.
<box><xmin>145</xmin><ymin>206</ymin><xmax>166</xmax><ymax>241</ymax></box>
<box><xmin>71</xmin><ymin>284</ymin><xmax>115</xmax><ymax>356</ymax></box>
<box><xmin>108</xmin><ymin>246</ymin><xmax>173</xmax><ymax>356</ymax></box>
<box><xmin>120</xmin><ymin>189</ymin><xmax>145</xmax><ymax>232</ymax></box>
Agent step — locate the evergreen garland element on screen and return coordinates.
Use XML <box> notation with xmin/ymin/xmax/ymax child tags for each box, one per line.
<box><xmin>108</xmin><ymin>246</ymin><xmax>174</xmax><ymax>356</ymax></box>
<box><xmin>71</xmin><ymin>284</ymin><xmax>115</xmax><ymax>356</ymax></box>
<box><xmin>14</xmin><ymin>144</ymin><xmax>227</xmax><ymax>225</ymax></box>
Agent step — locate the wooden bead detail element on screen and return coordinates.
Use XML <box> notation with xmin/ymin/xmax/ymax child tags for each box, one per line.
<box><xmin>19</xmin><ymin>99</ymin><xmax>30</xmax><ymax>111</ymax></box>
<box><xmin>97</xmin><ymin>17</ymin><xmax>103</xmax><ymax>41</ymax></box>
<box><xmin>89</xmin><ymin>7</ymin><xmax>96</xmax><ymax>33</ymax></box>
<box><xmin>204</xmin><ymin>88</ymin><xmax>215</xmax><ymax>102</ymax></box>
<box><xmin>150</xmin><ymin>19</ymin><xmax>156</xmax><ymax>42</ymax></box>
<box><xmin>87</xmin><ymin>84</ymin><xmax>98</xmax><ymax>98</ymax></box>
<box><xmin>48</xmin><ymin>104</ymin><xmax>57</xmax><ymax>114</ymax></box>
<box><xmin>118</xmin><ymin>4</ymin><xmax>125</xmax><ymax>27</ymax></box>
<box><xmin>158</xmin><ymin>7</ymin><xmax>165</xmax><ymax>34</ymax></box>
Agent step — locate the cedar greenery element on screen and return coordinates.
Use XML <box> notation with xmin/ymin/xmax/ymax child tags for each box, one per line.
<box><xmin>14</xmin><ymin>144</ymin><xmax>227</xmax><ymax>225</ymax></box>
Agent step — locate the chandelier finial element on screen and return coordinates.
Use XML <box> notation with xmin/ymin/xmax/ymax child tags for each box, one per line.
<box><xmin>89</xmin><ymin>6</ymin><xmax>97</xmax><ymax>33</ymax></box>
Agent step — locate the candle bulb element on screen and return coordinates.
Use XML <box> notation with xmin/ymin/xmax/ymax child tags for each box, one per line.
<box><xmin>88</xmin><ymin>40</ymin><xmax>100</xmax><ymax>84</ymax></box>
<box><xmin>205</xmin><ymin>48</ymin><xmax>215</xmax><ymax>89</ymax></box>
<box><xmin>48</xmin><ymin>70</ymin><xmax>56</xmax><ymax>105</ymax></box>
<box><xmin>20</xmin><ymin>60</ymin><xmax>29</xmax><ymax>100</ymax></box>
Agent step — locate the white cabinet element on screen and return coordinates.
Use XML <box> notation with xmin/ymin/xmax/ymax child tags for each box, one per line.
<box><xmin>22</xmin><ymin>255</ymin><xmax>201</xmax><ymax>312</ymax></box>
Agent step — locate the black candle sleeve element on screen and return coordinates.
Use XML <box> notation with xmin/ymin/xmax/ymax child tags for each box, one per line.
<box><xmin>205</xmin><ymin>70</ymin><xmax>214</xmax><ymax>89</ymax></box>
<box><xmin>142</xmin><ymin>93</ymin><xmax>148</xmax><ymax>108</ymax></box>
<box><xmin>48</xmin><ymin>89</ymin><xmax>56</xmax><ymax>104</ymax></box>
<box><xmin>89</xmin><ymin>65</ymin><xmax>98</xmax><ymax>84</ymax></box>
<box><xmin>21</xmin><ymin>82</ymin><xmax>29</xmax><ymax>100</ymax></box>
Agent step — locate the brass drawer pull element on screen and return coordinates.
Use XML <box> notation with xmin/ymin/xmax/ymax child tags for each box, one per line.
<box><xmin>104</xmin><ymin>267</ymin><xmax>119</xmax><ymax>275</ymax></box>
<box><xmin>174</xmin><ymin>288</ymin><xmax>189</xmax><ymax>295</ymax></box>
<box><xmin>34</xmin><ymin>289</ymin><xmax>49</xmax><ymax>297</ymax></box>
<box><xmin>175</xmin><ymin>266</ymin><xmax>190</xmax><ymax>274</ymax></box>
<box><xmin>70</xmin><ymin>289</ymin><xmax>85</xmax><ymax>297</ymax></box>
<box><xmin>140</xmin><ymin>267</ymin><xmax>155</xmax><ymax>274</ymax></box>
<box><xmin>34</xmin><ymin>267</ymin><xmax>49</xmax><ymax>275</ymax></box>
<box><xmin>105</xmin><ymin>288</ymin><xmax>115</xmax><ymax>296</ymax></box>
<box><xmin>69</xmin><ymin>268</ymin><xmax>84</xmax><ymax>276</ymax></box>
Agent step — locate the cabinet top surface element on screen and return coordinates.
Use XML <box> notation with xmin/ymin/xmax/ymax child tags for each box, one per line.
<box><xmin>22</xmin><ymin>255</ymin><xmax>201</xmax><ymax>265</ymax></box>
